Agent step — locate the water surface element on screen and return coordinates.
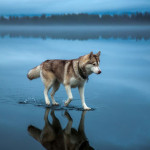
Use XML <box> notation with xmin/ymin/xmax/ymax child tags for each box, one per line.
<box><xmin>0</xmin><ymin>26</ymin><xmax>150</xmax><ymax>150</ymax></box>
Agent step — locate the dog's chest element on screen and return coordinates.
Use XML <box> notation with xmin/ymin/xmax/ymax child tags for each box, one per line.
<box><xmin>70</xmin><ymin>77</ymin><xmax>84</xmax><ymax>88</ymax></box>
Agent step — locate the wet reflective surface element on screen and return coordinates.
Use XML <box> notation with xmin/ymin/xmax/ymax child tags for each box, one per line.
<box><xmin>0</xmin><ymin>26</ymin><xmax>150</xmax><ymax>150</ymax></box>
<box><xmin>28</xmin><ymin>108</ymin><xmax>94</xmax><ymax>150</ymax></box>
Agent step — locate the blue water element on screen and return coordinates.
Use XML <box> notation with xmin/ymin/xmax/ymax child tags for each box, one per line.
<box><xmin>0</xmin><ymin>26</ymin><xmax>150</xmax><ymax>150</ymax></box>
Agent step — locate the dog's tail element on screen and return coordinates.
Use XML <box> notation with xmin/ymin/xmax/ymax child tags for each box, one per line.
<box><xmin>27</xmin><ymin>65</ymin><xmax>40</xmax><ymax>80</ymax></box>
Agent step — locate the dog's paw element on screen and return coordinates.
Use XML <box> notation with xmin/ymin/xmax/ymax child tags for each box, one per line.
<box><xmin>52</xmin><ymin>102</ymin><xmax>59</xmax><ymax>106</ymax></box>
<box><xmin>64</xmin><ymin>101</ymin><xmax>69</xmax><ymax>106</ymax></box>
<box><xmin>46</xmin><ymin>101</ymin><xmax>50</xmax><ymax>105</ymax></box>
<box><xmin>83</xmin><ymin>106</ymin><xmax>91</xmax><ymax>110</ymax></box>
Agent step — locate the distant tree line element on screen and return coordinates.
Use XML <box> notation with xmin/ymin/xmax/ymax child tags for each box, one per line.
<box><xmin>0</xmin><ymin>12</ymin><xmax>150</xmax><ymax>25</ymax></box>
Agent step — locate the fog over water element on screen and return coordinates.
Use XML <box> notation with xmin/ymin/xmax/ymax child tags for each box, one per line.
<box><xmin>0</xmin><ymin>26</ymin><xmax>150</xmax><ymax>40</ymax></box>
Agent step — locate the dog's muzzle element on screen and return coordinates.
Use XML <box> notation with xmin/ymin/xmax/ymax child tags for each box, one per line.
<box><xmin>97</xmin><ymin>70</ymin><xmax>101</xmax><ymax>74</ymax></box>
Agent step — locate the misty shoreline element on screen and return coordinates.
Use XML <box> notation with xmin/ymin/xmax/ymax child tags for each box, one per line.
<box><xmin>0</xmin><ymin>25</ymin><xmax>150</xmax><ymax>40</ymax></box>
<box><xmin>1</xmin><ymin>13</ymin><xmax>150</xmax><ymax>26</ymax></box>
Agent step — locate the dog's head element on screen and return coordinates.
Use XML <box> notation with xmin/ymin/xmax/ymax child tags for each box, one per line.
<box><xmin>79</xmin><ymin>51</ymin><xmax>101</xmax><ymax>75</ymax></box>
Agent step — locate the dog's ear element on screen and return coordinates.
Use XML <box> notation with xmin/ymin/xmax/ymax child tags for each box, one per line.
<box><xmin>96</xmin><ymin>51</ymin><xmax>101</xmax><ymax>57</ymax></box>
<box><xmin>89</xmin><ymin>52</ymin><xmax>93</xmax><ymax>59</ymax></box>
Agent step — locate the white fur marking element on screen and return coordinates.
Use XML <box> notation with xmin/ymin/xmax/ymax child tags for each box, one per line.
<box><xmin>78</xmin><ymin>85</ymin><xmax>91</xmax><ymax>110</ymax></box>
<box><xmin>64</xmin><ymin>85</ymin><xmax>73</xmax><ymax>106</ymax></box>
<box><xmin>44</xmin><ymin>88</ymin><xmax>50</xmax><ymax>105</ymax></box>
<box><xmin>91</xmin><ymin>66</ymin><xmax>101</xmax><ymax>74</ymax></box>
<box><xmin>70</xmin><ymin>77</ymin><xmax>83</xmax><ymax>87</ymax></box>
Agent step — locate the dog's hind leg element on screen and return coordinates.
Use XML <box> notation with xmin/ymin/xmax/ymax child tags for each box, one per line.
<box><xmin>64</xmin><ymin>85</ymin><xmax>73</xmax><ymax>106</ymax></box>
<box><xmin>44</xmin><ymin>84</ymin><xmax>52</xmax><ymax>105</ymax></box>
<box><xmin>50</xmin><ymin>81</ymin><xmax>60</xmax><ymax>106</ymax></box>
<box><xmin>41</xmin><ymin>70</ymin><xmax>56</xmax><ymax>105</ymax></box>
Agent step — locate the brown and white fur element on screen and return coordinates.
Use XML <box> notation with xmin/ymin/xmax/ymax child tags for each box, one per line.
<box><xmin>27</xmin><ymin>51</ymin><xmax>101</xmax><ymax>110</ymax></box>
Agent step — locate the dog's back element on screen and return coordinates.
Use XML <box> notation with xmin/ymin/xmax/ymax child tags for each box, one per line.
<box><xmin>27</xmin><ymin>59</ymin><xmax>76</xmax><ymax>83</ymax></box>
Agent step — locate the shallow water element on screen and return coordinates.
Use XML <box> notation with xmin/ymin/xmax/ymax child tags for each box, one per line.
<box><xmin>0</xmin><ymin>26</ymin><xmax>150</xmax><ymax>150</ymax></box>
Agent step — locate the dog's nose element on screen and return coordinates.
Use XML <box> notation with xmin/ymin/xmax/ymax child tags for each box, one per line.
<box><xmin>98</xmin><ymin>70</ymin><xmax>101</xmax><ymax>74</ymax></box>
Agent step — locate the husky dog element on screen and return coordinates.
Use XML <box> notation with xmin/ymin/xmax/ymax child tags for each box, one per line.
<box><xmin>27</xmin><ymin>51</ymin><xmax>101</xmax><ymax>110</ymax></box>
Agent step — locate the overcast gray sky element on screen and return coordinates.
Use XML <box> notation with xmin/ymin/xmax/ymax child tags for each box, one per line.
<box><xmin>0</xmin><ymin>0</ymin><xmax>150</xmax><ymax>15</ymax></box>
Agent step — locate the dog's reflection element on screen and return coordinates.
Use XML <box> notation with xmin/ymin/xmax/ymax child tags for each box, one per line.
<box><xmin>28</xmin><ymin>108</ymin><xmax>94</xmax><ymax>150</ymax></box>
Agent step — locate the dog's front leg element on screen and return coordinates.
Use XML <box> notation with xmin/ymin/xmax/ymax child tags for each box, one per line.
<box><xmin>78</xmin><ymin>85</ymin><xmax>91</xmax><ymax>110</ymax></box>
<box><xmin>64</xmin><ymin>85</ymin><xmax>73</xmax><ymax>106</ymax></box>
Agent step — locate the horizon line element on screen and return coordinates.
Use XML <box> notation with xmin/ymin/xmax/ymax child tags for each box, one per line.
<box><xmin>1</xmin><ymin>11</ymin><xmax>150</xmax><ymax>17</ymax></box>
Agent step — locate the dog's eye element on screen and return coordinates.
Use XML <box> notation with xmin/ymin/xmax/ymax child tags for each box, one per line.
<box><xmin>93</xmin><ymin>63</ymin><xmax>96</xmax><ymax>66</ymax></box>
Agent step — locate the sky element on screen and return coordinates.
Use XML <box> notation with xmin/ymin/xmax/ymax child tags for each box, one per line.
<box><xmin>0</xmin><ymin>0</ymin><xmax>150</xmax><ymax>15</ymax></box>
